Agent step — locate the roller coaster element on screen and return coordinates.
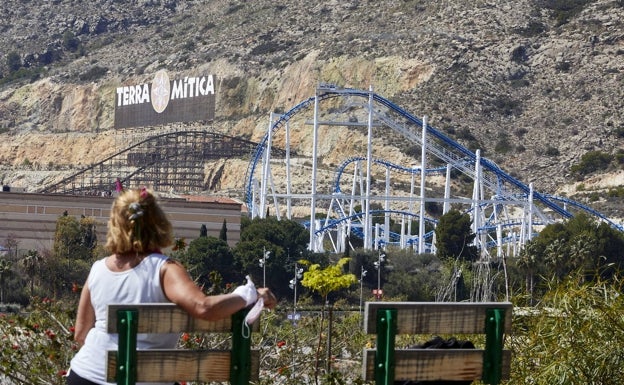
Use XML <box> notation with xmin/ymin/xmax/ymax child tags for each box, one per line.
<box><xmin>40</xmin><ymin>86</ymin><xmax>621</xmax><ymax>259</ymax></box>
<box><xmin>244</xmin><ymin>86</ymin><xmax>622</xmax><ymax>256</ymax></box>
<box><xmin>39</xmin><ymin>129</ymin><xmax>269</xmax><ymax>195</ymax></box>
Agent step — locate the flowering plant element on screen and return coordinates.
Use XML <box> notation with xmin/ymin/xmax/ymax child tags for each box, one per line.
<box><xmin>0</xmin><ymin>297</ymin><xmax>77</xmax><ymax>385</ymax></box>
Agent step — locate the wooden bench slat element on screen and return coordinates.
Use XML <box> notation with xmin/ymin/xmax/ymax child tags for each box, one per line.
<box><xmin>106</xmin><ymin>349</ymin><xmax>260</xmax><ymax>382</ymax></box>
<box><xmin>364</xmin><ymin>302</ymin><xmax>513</xmax><ymax>335</ymax></box>
<box><xmin>107</xmin><ymin>303</ymin><xmax>250</xmax><ymax>333</ymax></box>
<box><xmin>362</xmin><ymin>349</ymin><xmax>512</xmax><ymax>381</ymax></box>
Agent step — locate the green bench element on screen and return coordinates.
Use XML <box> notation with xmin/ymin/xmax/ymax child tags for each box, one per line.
<box><xmin>362</xmin><ymin>301</ymin><xmax>513</xmax><ymax>385</ymax></box>
<box><xmin>105</xmin><ymin>303</ymin><xmax>259</xmax><ymax>385</ymax></box>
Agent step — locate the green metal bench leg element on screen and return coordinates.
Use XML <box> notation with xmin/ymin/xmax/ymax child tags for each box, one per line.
<box><xmin>483</xmin><ymin>308</ymin><xmax>505</xmax><ymax>385</ymax></box>
<box><xmin>230</xmin><ymin>309</ymin><xmax>252</xmax><ymax>385</ymax></box>
<box><xmin>374</xmin><ymin>308</ymin><xmax>397</xmax><ymax>385</ymax></box>
<box><xmin>116</xmin><ymin>309</ymin><xmax>138</xmax><ymax>385</ymax></box>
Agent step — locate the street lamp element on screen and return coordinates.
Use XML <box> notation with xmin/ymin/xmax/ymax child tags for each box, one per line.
<box><xmin>289</xmin><ymin>263</ymin><xmax>304</xmax><ymax>380</ymax></box>
<box><xmin>359</xmin><ymin>266</ymin><xmax>367</xmax><ymax>316</ymax></box>
<box><xmin>373</xmin><ymin>252</ymin><xmax>385</xmax><ymax>299</ymax></box>
<box><xmin>289</xmin><ymin>263</ymin><xmax>304</xmax><ymax>315</ymax></box>
<box><xmin>258</xmin><ymin>247</ymin><xmax>271</xmax><ymax>287</ymax></box>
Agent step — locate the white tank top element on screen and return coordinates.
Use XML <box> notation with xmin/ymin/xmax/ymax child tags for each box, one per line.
<box><xmin>69</xmin><ymin>253</ymin><xmax>179</xmax><ymax>385</ymax></box>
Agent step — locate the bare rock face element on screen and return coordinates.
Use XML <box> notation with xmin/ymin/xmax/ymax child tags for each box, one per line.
<box><xmin>0</xmin><ymin>0</ymin><xmax>623</xmax><ymax>214</ymax></box>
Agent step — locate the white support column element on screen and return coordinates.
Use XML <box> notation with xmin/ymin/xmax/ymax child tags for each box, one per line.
<box><xmin>472</xmin><ymin>150</ymin><xmax>482</xmax><ymax>249</ymax></box>
<box><xmin>364</xmin><ymin>86</ymin><xmax>374</xmax><ymax>250</ymax></box>
<box><xmin>528</xmin><ymin>183</ymin><xmax>534</xmax><ymax>242</ymax></box>
<box><xmin>309</xmin><ymin>92</ymin><xmax>320</xmax><ymax>251</ymax></box>
<box><xmin>260</xmin><ymin>113</ymin><xmax>274</xmax><ymax>219</ymax></box>
<box><xmin>400</xmin><ymin>215</ymin><xmax>406</xmax><ymax>249</ymax></box>
<box><xmin>285</xmin><ymin>119</ymin><xmax>292</xmax><ymax>220</ymax></box>
<box><xmin>418</xmin><ymin>116</ymin><xmax>427</xmax><ymax>254</ymax></box>
<box><xmin>251</xmin><ymin>178</ymin><xmax>259</xmax><ymax>219</ymax></box>
<box><xmin>408</xmin><ymin>164</ymin><xmax>416</xmax><ymax>240</ymax></box>
<box><xmin>443</xmin><ymin>164</ymin><xmax>452</xmax><ymax>214</ymax></box>
<box><xmin>384</xmin><ymin>167</ymin><xmax>390</xmax><ymax>245</ymax></box>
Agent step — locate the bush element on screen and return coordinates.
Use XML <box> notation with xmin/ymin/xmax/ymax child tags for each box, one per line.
<box><xmin>545</xmin><ymin>145</ymin><xmax>560</xmax><ymax>157</ymax></box>
<box><xmin>539</xmin><ymin>0</ymin><xmax>593</xmax><ymax>26</ymax></box>
<box><xmin>511</xmin><ymin>273</ymin><xmax>624</xmax><ymax>384</ymax></box>
<box><xmin>570</xmin><ymin>150</ymin><xmax>613</xmax><ymax>176</ymax></box>
<box><xmin>62</xmin><ymin>30</ymin><xmax>81</xmax><ymax>53</ymax></box>
<box><xmin>0</xmin><ymin>296</ymin><xmax>78</xmax><ymax>385</ymax></box>
<box><xmin>78</xmin><ymin>66</ymin><xmax>108</xmax><ymax>82</ymax></box>
<box><xmin>6</xmin><ymin>51</ymin><xmax>21</xmax><ymax>72</ymax></box>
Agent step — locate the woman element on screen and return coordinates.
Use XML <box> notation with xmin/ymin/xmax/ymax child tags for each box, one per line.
<box><xmin>67</xmin><ymin>188</ymin><xmax>276</xmax><ymax>385</ymax></box>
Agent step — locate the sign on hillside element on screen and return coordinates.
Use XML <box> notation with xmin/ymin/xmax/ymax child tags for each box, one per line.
<box><xmin>114</xmin><ymin>70</ymin><xmax>216</xmax><ymax>129</ymax></box>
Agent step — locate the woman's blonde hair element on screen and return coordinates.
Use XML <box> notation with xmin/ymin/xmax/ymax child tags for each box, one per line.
<box><xmin>105</xmin><ymin>188</ymin><xmax>174</xmax><ymax>254</ymax></box>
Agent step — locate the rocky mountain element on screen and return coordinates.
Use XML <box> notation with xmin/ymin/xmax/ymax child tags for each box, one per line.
<box><xmin>0</xmin><ymin>0</ymin><xmax>623</xmax><ymax>218</ymax></box>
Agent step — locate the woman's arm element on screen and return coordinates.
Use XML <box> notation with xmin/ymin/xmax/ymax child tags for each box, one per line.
<box><xmin>160</xmin><ymin>259</ymin><xmax>276</xmax><ymax>321</ymax></box>
<box><xmin>74</xmin><ymin>281</ymin><xmax>95</xmax><ymax>346</ymax></box>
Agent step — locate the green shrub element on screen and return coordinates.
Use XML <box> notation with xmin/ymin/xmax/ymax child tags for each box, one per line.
<box><xmin>545</xmin><ymin>145</ymin><xmax>560</xmax><ymax>157</ymax></box>
<box><xmin>539</xmin><ymin>0</ymin><xmax>593</xmax><ymax>26</ymax></box>
<box><xmin>78</xmin><ymin>66</ymin><xmax>108</xmax><ymax>82</ymax></box>
<box><xmin>511</xmin><ymin>273</ymin><xmax>624</xmax><ymax>384</ymax></box>
<box><xmin>6</xmin><ymin>51</ymin><xmax>21</xmax><ymax>72</ymax></box>
<box><xmin>570</xmin><ymin>150</ymin><xmax>613</xmax><ymax>176</ymax></box>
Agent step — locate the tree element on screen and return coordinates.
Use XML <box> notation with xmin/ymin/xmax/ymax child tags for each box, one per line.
<box><xmin>512</xmin><ymin>272</ymin><xmax>624</xmax><ymax>384</ymax></box>
<box><xmin>53</xmin><ymin>215</ymin><xmax>96</xmax><ymax>261</ymax></box>
<box><xmin>6</xmin><ymin>51</ymin><xmax>21</xmax><ymax>72</ymax></box>
<box><xmin>518</xmin><ymin>212</ymin><xmax>624</xmax><ymax>288</ymax></box>
<box><xmin>4</xmin><ymin>233</ymin><xmax>19</xmax><ymax>259</ymax></box>
<box><xmin>383</xmin><ymin>252</ymin><xmax>445</xmax><ymax>301</ymax></box>
<box><xmin>21</xmin><ymin>249</ymin><xmax>43</xmax><ymax>296</ymax></box>
<box><xmin>182</xmin><ymin>236</ymin><xmax>238</xmax><ymax>288</ymax></box>
<box><xmin>300</xmin><ymin>257</ymin><xmax>356</xmax><ymax>383</ymax></box>
<box><xmin>0</xmin><ymin>259</ymin><xmax>12</xmax><ymax>302</ymax></box>
<box><xmin>219</xmin><ymin>219</ymin><xmax>227</xmax><ymax>242</ymax></box>
<box><xmin>434</xmin><ymin>209</ymin><xmax>477</xmax><ymax>261</ymax></box>
<box><xmin>233</xmin><ymin>217</ymin><xmax>309</xmax><ymax>297</ymax></box>
<box><xmin>62</xmin><ymin>30</ymin><xmax>80</xmax><ymax>52</ymax></box>
<box><xmin>49</xmin><ymin>215</ymin><xmax>97</xmax><ymax>297</ymax></box>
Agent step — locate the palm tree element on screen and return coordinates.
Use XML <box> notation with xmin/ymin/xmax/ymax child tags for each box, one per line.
<box><xmin>0</xmin><ymin>259</ymin><xmax>13</xmax><ymax>303</ymax></box>
<box><xmin>21</xmin><ymin>249</ymin><xmax>42</xmax><ymax>295</ymax></box>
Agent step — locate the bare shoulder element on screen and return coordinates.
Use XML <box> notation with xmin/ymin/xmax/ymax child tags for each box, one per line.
<box><xmin>161</xmin><ymin>257</ymin><xmax>192</xmax><ymax>281</ymax></box>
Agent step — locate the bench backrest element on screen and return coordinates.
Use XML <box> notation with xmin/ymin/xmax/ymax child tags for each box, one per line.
<box><xmin>106</xmin><ymin>303</ymin><xmax>259</xmax><ymax>385</ymax></box>
<box><xmin>362</xmin><ymin>301</ymin><xmax>513</xmax><ymax>385</ymax></box>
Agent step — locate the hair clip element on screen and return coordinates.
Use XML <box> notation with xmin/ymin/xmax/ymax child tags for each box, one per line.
<box><xmin>128</xmin><ymin>202</ymin><xmax>144</xmax><ymax>221</ymax></box>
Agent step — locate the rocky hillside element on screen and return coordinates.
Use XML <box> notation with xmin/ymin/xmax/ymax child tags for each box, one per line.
<box><xmin>0</xmin><ymin>0</ymin><xmax>623</xmax><ymax>216</ymax></box>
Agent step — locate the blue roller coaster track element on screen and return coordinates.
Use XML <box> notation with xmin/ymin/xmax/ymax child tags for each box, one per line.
<box><xmin>244</xmin><ymin>87</ymin><xmax>622</xmax><ymax>253</ymax></box>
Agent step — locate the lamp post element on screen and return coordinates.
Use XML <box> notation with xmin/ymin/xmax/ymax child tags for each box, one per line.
<box><xmin>359</xmin><ymin>266</ymin><xmax>367</xmax><ymax>317</ymax></box>
<box><xmin>258</xmin><ymin>247</ymin><xmax>271</xmax><ymax>287</ymax></box>
<box><xmin>289</xmin><ymin>263</ymin><xmax>304</xmax><ymax>315</ymax></box>
<box><xmin>289</xmin><ymin>263</ymin><xmax>304</xmax><ymax>380</ymax></box>
<box><xmin>373</xmin><ymin>252</ymin><xmax>385</xmax><ymax>299</ymax></box>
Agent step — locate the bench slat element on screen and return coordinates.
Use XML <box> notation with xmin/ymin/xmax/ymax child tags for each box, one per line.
<box><xmin>107</xmin><ymin>303</ymin><xmax>237</xmax><ymax>333</ymax></box>
<box><xmin>364</xmin><ymin>302</ymin><xmax>513</xmax><ymax>335</ymax></box>
<box><xmin>106</xmin><ymin>349</ymin><xmax>260</xmax><ymax>382</ymax></box>
<box><xmin>362</xmin><ymin>349</ymin><xmax>511</xmax><ymax>381</ymax></box>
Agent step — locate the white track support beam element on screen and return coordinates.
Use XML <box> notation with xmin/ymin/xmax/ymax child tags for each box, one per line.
<box><xmin>260</xmin><ymin>113</ymin><xmax>274</xmax><ymax>218</ymax></box>
<box><xmin>309</xmin><ymin>92</ymin><xmax>320</xmax><ymax>251</ymax></box>
<box><xmin>472</xmin><ymin>150</ymin><xmax>482</xmax><ymax>252</ymax></box>
<box><xmin>384</xmin><ymin>167</ymin><xmax>390</xmax><ymax>245</ymax></box>
<box><xmin>528</xmin><ymin>183</ymin><xmax>534</xmax><ymax>242</ymax></box>
<box><xmin>408</xmin><ymin>165</ymin><xmax>416</xmax><ymax>239</ymax></box>
<box><xmin>418</xmin><ymin>116</ymin><xmax>427</xmax><ymax>254</ymax></box>
<box><xmin>443</xmin><ymin>164</ymin><xmax>452</xmax><ymax>214</ymax></box>
<box><xmin>364</xmin><ymin>86</ymin><xmax>374</xmax><ymax>250</ymax></box>
<box><xmin>285</xmin><ymin>119</ymin><xmax>292</xmax><ymax>220</ymax></box>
